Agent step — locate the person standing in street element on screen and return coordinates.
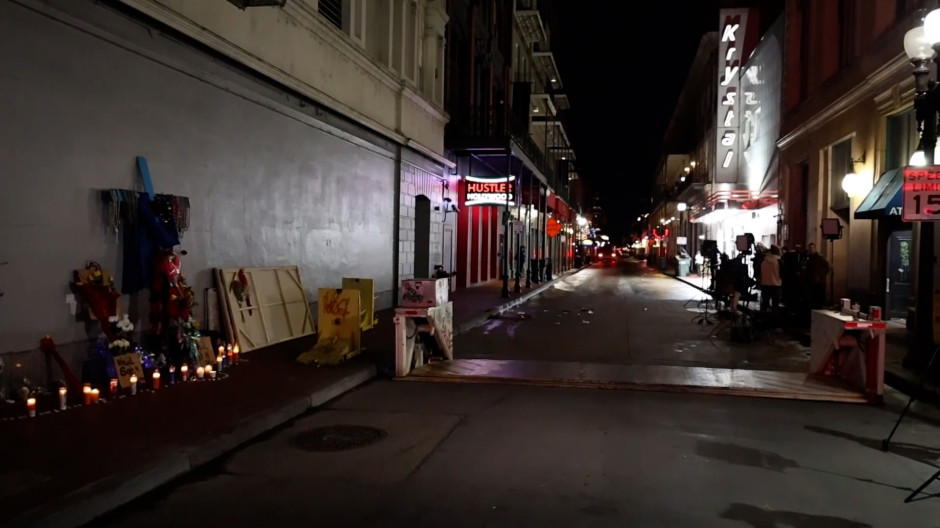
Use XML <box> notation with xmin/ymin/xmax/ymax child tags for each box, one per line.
<box><xmin>805</xmin><ymin>242</ymin><xmax>830</xmax><ymax>309</ymax></box>
<box><xmin>760</xmin><ymin>244</ymin><xmax>783</xmax><ymax>316</ymax></box>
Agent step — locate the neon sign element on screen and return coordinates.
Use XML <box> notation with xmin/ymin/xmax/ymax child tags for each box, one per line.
<box><xmin>715</xmin><ymin>9</ymin><xmax>752</xmax><ymax>184</ymax></box>
<box><xmin>464</xmin><ymin>175</ymin><xmax>516</xmax><ymax>206</ymax></box>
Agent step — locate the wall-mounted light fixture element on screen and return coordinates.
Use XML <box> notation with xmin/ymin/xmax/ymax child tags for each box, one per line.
<box><xmin>841</xmin><ymin>153</ymin><xmax>871</xmax><ymax>198</ymax></box>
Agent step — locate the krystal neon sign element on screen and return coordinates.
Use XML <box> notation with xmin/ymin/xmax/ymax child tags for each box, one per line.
<box><xmin>464</xmin><ymin>175</ymin><xmax>516</xmax><ymax>206</ymax></box>
<box><xmin>715</xmin><ymin>9</ymin><xmax>753</xmax><ymax>184</ymax></box>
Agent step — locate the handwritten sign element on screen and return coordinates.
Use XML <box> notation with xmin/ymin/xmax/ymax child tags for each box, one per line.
<box><xmin>113</xmin><ymin>353</ymin><xmax>144</xmax><ymax>389</ymax></box>
<box><xmin>196</xmin><ymin>336</ymin><xmax>216</xmax><ymax>367</ymax></box>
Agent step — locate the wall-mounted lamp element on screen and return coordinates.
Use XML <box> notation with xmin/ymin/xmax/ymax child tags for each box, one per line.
<box><xmin>677</xmin><ymin>202</ymin><xmax>688</xmax><ymax>212</ymax></box>
<box><xmin>841</xmin><ymin>153</ymin><xmax>871</xmax><ymax>198</ymax></box>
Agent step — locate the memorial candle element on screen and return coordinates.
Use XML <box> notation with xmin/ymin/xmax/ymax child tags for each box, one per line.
<box><xmin>233</xmin><ymin>344</ymin><xmax>240</xmax><ymax>365</ymax></box>
<box><xmin>109</xmin><ymin>378</ymin><xmax>118</xmax><ymax>397</ymax></box>
<box><xmin>196</xmin><ymin>366</ymin><xmax>205</xmax><ymax>379</ymax></box>
<box><xmin>152</xmin><ymin>370</ymin><xmax>161</xmax><ymax>390</ymax></box>
<box><xmin>83</xmin><ymin>384</ymin><xmax>92</xmax><ymax>405</ymax></box>
<box><xmin>181</xmin><ymin>364</ymin><xmax>189</xmax><ymax>382</ymax></box>
<box><xmin>206</xmin><ymin>364</ymin><xmax>215</xmax><ymax>379</ymax></box>
<box><xmin>129</xmin><ymin>374</ymin><xmax>138</xmax><ymax>395</ymax></box>
<box><xmin>169</xmin><ymin>365</ymin><xmax>176</xmax><ymax>384</ymax></box>
<box><xmin>217</xmin><ymin>355</ymin><xmax>223</xmax><ymax>373</ymax></box>
<box><xmin>58</xmin><ymin>387</ymin><xmax>67</xmax><ymax>410</ymax></box>
<box><xmin>90</xmin><ymin>388</ymin><xmax>100</xmax><ymax>404</ymax></box>
<box><xmin>26</xmin><ymin>397</ymin><xmax>36</xmax><ymax>418</ymax></box>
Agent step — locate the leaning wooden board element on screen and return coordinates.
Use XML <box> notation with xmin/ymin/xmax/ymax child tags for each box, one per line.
<box><xmin>215</xmin><ymin>266</ymin><xmax>315</xmax><ymax>353</ymax></box>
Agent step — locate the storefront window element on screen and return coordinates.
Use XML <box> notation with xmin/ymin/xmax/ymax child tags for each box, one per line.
<box><xmin>885</xmin><ymin>109</ymin><xmax>918</xmax><ymax>169</ymax></box>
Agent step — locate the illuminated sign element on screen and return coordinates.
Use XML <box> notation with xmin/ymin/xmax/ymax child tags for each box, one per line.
<box><xmin>715</xmin><ymin>9</ymin><xmax>753</xmax><ymax>184</ymax></box>
<box><xmin>464</xmin><ymin>175</ymin><xmax>516</xmax><ymax>206</ymax></box>
<box><xmin>903</xmin><ymin>166</ymin><xmax>940</xmax><ymax>222</ymax></box>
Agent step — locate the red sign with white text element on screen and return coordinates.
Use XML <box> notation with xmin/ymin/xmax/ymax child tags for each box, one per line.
<box><xmin>903</xmin><ymin>166</ymin><xmax>940</xmax><ymax>222</ymax></box>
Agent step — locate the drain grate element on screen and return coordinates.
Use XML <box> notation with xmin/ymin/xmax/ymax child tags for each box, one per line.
<box><xmin>290</xmin><ymin>425</ymin><xmax>387</xmax><ymax>452</ymax></box>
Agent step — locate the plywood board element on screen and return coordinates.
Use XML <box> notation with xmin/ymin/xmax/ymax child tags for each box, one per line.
<box><xmin>216</xmin><ymin>266</ymin><xmax>315</xmax><ymax>353</ymax></box>
<box><xmin>342</xmin><ymin>277</ymin><xmax>377</xmax><ymax>331</ymax></box>
<box><xmin>317</xmin><ymin>288</ymin><xmax>361</xmax><ymax>353</ymax></box>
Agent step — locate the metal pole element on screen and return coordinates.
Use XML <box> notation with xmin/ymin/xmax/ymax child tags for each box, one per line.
<box><xmin>526</xmin><ymin>173</ymin><xmax>533</xmax><ymax>289</ymax></box>
<box><xmin>501</xmin><ymin>150</ymin><xmax>511</xmax><ymax>298</ymax></box>
<box><xmin>514</xmin><ymin>173</ymin><xmax>523</xmax><ymax>293</ymax></box>
<box><xmin>541</xmin><ymin>185</ymin><xmax>548</xmax><ymax>281</ymax></box>
<box><xmin>917</xmin><ymin>91</ymin><xmax>937</xmax><ymax>357</ymax></box>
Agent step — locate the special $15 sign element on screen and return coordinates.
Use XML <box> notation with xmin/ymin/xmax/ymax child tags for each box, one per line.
<box><xmin>903</xmin><ymin>166</ymin><xmax>940</xmax><ymax>222</ymax></box>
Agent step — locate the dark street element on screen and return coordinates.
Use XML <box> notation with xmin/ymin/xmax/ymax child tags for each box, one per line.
<box><xmin>459</xmin><ymin>259</ymin><xmax>809</xmax><ymax>372</ymax></box>
<box><xmin>88</xmin><ymin>261</ymin><xmax>940</xmax><ymax>528</ymax></box>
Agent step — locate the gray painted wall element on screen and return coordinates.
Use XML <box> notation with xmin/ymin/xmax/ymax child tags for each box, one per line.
<box><xmin>0</xmin><ymin>0</ymin><xmax>409</xmax><ymax>383</ymax></box>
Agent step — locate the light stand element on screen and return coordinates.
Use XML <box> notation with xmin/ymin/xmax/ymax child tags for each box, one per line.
<box><xmin>820</xmin><ymin>218</ymin><xmax>843</xmax><ymax>307</ymax></box>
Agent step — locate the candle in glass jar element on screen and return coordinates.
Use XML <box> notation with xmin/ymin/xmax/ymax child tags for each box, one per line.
<box><xmin>91</xmin><ymin>388</ymin><xmax>100</xmax><ymax>404</ymax></box>
<box><xmin>205</xmin><ymin>364</ymin><xmax>215</xmax><ymax>379</ymax></box>
<box><xmin>233</xmin><ymin>344</ymin><xmax>240</xmax><ymax>364</ymax></box>
<box><xmin>58</xmin><ymin>387</ymin><xmax>67</xmax><ymax>410</ymax></box>
<box><xmin>152</xmin><ymin>370</ymin><xmax>161</xmax><ymax>390</ymax></box>
<box><xmin>217</xmin><ymin>355</ymin><xmax>223</xmax><ymax>373</ymax></box>
<box><xmin>129</xmin><ymin>374</ymin><xmax>138</xmax><ymax>395</ymax></box>
<box><xmin>110</xmin><ymin>378</ymin><xmax>118</xmax><ymax>397</ymax></box>
<box><xmin>181</xmin><ymin>364</ymin><xmax>189</xmax><ymax>382</ymax></box>
<box><xmin>26</xmin><ymin>397</ymin><xmax>36</xmax><ymax>418</ymax></box>
<box><xmin>169</xmin><ymin>365</ymin><xmax>176</xmax><ymax>384</ymax></box>
<box><xmin>196</xmin><ymin>366</ymin><xmax>205</xmax><ymax>379</ymax></box>
<box><xmin>83</xmin><ymin>384</ymin><xmax>92</xmax><ymax>405</ymax></box>
<box><xmin>218</xmin><ymin>346</ymin><xmax>224</xmax><ymax>362</ymax></box>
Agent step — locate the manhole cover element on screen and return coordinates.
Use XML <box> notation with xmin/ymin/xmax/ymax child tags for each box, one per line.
<box><xmin>291</xmin><ymin>425</ymin><xmax>387</xmax><ymax>452</ymax></box>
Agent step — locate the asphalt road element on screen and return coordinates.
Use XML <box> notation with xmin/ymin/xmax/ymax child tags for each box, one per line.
<box><xmin>88</xmin><ymin>259</ymin><xmax>940</xmax><ymax>528</ymax></box>
<box><xmin>459</xmin><ymin>259</ymin><xmax>809</xmax><ymax>372</ymax></box>
<box><xmin>90</xmin><ymin>380</ymin><xmax>940</xmax><ymax>528</ymax></box>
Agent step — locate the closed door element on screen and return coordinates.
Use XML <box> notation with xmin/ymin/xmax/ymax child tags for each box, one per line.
<box><xmin>886</xmin><ymin>230</ymin><xmax>912</xmax><ymax>321</ymax></box>
<box><xmin>414</xmin><ymin>196</ymin><xmax>431</xmax><ymax>278</ymax></box>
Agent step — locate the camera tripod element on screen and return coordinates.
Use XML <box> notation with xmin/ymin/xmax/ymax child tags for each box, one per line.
<box><xmin>881</xmin><ymin>343</ymin><xmax>940</xmax><ymax>502</ymax></box>
<box><xmin>689</xmin><ymin>262</ymin><xmax>717</xmax><ymax>326</ymax></box>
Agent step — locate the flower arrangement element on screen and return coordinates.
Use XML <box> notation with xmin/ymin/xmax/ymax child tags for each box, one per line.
<box><xmin>108</xmin><ymin>314</ymin><xmax>136</xmax><ymax>356</ymax></box>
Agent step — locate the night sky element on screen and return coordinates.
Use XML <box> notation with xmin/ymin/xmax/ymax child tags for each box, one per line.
<box><xmin>552</xmin><ymin>1</ymin><xmax>721</xmax><ymax>241</ymax></box>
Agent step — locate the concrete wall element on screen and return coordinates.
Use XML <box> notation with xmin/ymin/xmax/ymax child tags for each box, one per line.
<box><xmin>398</xmin><ymin>157</ymin><xmax>456</xmax><ymax>283</ymax></box>
<box><xmin>0</xmin><ymin>0</ymin><xmax>409</xmax><ymax>384</ymax></box>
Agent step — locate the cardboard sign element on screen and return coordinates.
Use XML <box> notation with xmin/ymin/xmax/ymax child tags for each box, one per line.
<box><xmin>113</xmin><ymin>353</ymin><xmax>144</xmax><ymax>389</ymax></box>
<box><xmin>196</xmin><ymin>336</ymin><xmax>216</xmax><ymax>367</ymax></box>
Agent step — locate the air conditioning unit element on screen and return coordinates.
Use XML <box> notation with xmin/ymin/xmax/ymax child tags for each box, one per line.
<box><xmin>227</xmin><ymin>0</ymin><xmax>287</xmax><ymax>9</ymax></box>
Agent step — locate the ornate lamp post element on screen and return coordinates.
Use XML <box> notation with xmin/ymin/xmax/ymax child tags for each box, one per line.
<box><xmin>903</xmin><ymin>9</ymin><xmax>940</xmax><ymax>363</ymax></box>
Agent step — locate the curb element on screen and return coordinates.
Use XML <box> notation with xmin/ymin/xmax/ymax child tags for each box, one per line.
<box><xmin>454</xmin><ymin>266</ymin><xmax>589</xmax><ymax>336</ymax></box>
<box><xmin>11</xmin><ymin>364</ymin><xmax>377</xmax><ymax>528</ymax></box>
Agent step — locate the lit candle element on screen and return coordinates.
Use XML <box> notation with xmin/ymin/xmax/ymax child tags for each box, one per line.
<box><xmin>129</xmin><ymin>374</ymin><xmax>138</xmax><ymax>395</ymax></box>
<box><xmin>233</xmin><ymin>344</ymin><xmax>240</xmax><ymax>365</ymax></box>
<box><xmin>169</xmin><ymin>365</ymin><xmax>176</xmax><ymax>384</ymax></box>
<box><xmin>181</xmin><ymin>364</ymin><xmax>189</xmax><ymax>382</ymax></box>
<box><xmin>196</xmin><ymin>366</ymin><xmax>205</xmax><ymax>379</ymax></box>
<box><xmin>58</xmin><ymin>387</ymin><xmax>67</xmax><ymax>410</ymax></box>
<box><xmin>216</xmin><ymin>355</ymin><xmax>223</xmax><ymax>373</ymax></box>
<box><xmin>26</xmin><ymin>397</ymin><xmax>36</xmax><ymax>418</ymax></box>
<box><xmin>83</xmin><ymin>384</ymin><xmax>92</xmax><ymax>405</ymax></box>
<box><xmin>152</xmin><ymin>370</ymin><xmax>161</xmax><ymax>390</ymax></box>
<box><xmin>109</xmin><ymin>378</ymin><xmax>118</xmax><ymax>397</ymax></box>
<box><xmin>91</xmin><ymin>388</ymin><xmax>100</xmax><ymax>404</ymax></box>
<box><xmin>206</xmin><ymin>364</ymin><xmax>215</xmax><ymax>379</ymax></box>
<box><xmin>218</xmin><ymin>345</ymin><xmax>225</xmax><ymax>360</ymax></box>
<box><xmin>226</xmin><ymin>345</ymin><xmax>233</xmax><ymax>363</ymax></box>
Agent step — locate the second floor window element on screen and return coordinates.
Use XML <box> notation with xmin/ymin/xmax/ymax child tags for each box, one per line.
<box><xmin>830</xmin><ymin>139</ymin><xmax>852</xmax><ymax>211</ymax></box>
<box><xmin>319</xmin><ymin>0</ymin><xmax>342</xmax><ymax>29</ymax></box>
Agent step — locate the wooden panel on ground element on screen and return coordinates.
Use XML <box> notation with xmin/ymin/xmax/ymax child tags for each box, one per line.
<box><xmin>297</xmin><ymin>289</ymin><xmax>362</xmax><ymax>366</ymax></box>
<box><xmin>342</xmin><ymin>277</ymin><xmax>378</xmax><ymax>331</ymax></box>
<box><xmin>215</xmin><ymin>267</ymin><xmax>314</xmax><ymax>353</ymax></box>
<box><xmin>403</xmin><ymin>359</ymin><xmax>867</xmax><ymax>403</ymax></box>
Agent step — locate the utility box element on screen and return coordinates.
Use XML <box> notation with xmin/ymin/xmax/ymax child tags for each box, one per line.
<box><xmin>401</xmin><ymin>278</ymin><xmax>449</xmax><ymax>308</ymax></box>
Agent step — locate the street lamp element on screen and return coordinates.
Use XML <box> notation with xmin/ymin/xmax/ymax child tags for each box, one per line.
<box><xmin>903</xmin><ymin>8</ymin><xmax>940</xmax><ymax>363</ymax></box>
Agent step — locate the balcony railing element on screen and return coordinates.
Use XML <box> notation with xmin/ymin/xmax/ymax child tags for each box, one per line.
<box><xmin>448</xmin><ymin>105</ymin><xmax>557</xmax><ymax>185</ymax></box>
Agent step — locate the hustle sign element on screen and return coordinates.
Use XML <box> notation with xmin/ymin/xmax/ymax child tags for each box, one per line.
<box><xmin>903</xmin><ymin>166</ymin><xmax>940</xmax><ymax>222</ymax></box>
<box><xmin>715</xmin><ymin>9</ymin><xmax>755</xmax><ymax>184</ymax></box>
<box><xmin>464</xmin><ymin>175</ymin><xmax>516</xmax><ymax>206</ymax></box>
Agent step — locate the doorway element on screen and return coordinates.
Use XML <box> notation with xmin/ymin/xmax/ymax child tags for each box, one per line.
<box><xmin>415</xmin><ymin>195</ymin><xmax>431</xmax><ymax>278</ymax></box>
<box><xmin>886</xmin><ymin>229</ymin><xmax>912</xmax><ymax>322</ymax></box>
<box><xmin>443</xmin><ymin>226</ymin><xmax>454</xmax><ymax>274</ymax></box>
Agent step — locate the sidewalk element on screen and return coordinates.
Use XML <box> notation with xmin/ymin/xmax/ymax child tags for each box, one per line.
<box><xmin>660</xmin><ymin>267</ymin><xmax>939</xmax><ymax>405</ymax></box>
<box><xmin>1</xmin><ymin>266</ymin><xmax>584</xmax><ymax>528</ymax></box>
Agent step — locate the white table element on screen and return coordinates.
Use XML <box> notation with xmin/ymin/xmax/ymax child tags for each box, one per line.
<box><xmin>810</xmin><ymin>310</ymin><xmax>886</xmax><ymax>404</ymax></box>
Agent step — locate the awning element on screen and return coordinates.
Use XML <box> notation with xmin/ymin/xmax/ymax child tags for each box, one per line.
<box><xmin>854</xmin><ymin>168</ymin><xmax>903</xmax><ymax>220</ymax></box>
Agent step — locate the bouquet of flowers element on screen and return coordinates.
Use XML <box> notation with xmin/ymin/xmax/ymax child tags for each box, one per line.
<box><xmin>108</xmin><ymin>314</ymin><xmax>136</xmax><ymax>356</ymax></box>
